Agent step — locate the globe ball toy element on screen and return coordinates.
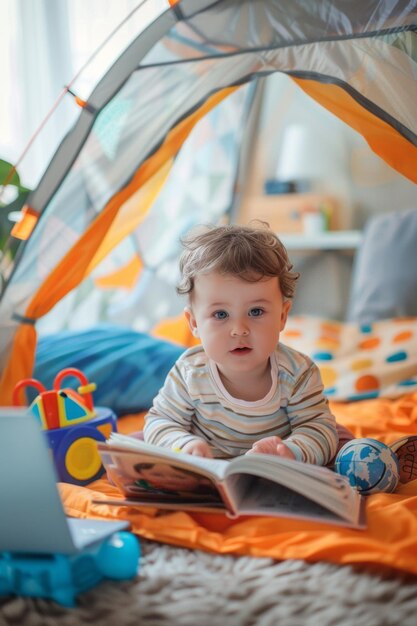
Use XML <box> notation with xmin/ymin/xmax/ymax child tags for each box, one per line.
<box><xmin>335</xmin><ymin>438</ymin><xmax>399</xmax><ymax>495</ymax></box>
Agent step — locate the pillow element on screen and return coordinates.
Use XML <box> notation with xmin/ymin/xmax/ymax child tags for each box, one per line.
<box><xmin>281</xmin><ymin>315</ymin><xmax>417</xmax><ymax>401</ymax></box>
<box><xmin>347</xmin><ymin>208</ymin><xmax>417</xmax><ymax>323</ymax></box>
<box><xmin>35</xmin><ymin>325</ymin><xmax>184</xmax><ymax>415</ymax></box>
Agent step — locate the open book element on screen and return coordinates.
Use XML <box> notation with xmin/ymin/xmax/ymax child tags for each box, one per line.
<box><xmin>97</xmin><ymin>433</ymin><xmax>366</xmax><ymax>528</ymax></box>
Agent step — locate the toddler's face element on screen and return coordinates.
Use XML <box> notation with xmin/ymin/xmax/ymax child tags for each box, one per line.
<box><xmin>185</xmin><ymin>272</ymin><xmax>290</xmax><ymax>381</ymax></box>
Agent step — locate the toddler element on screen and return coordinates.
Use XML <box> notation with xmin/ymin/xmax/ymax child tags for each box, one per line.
<box><xmin>144</xmin><ymin>222</ymin><xmax>339</xmax><ymax>464</ymax></box>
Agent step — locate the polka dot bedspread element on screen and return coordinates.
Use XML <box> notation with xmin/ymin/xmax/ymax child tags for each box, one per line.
<box><xmin>281</xmin><ymin>316</ymin><xmax>417</xmax><ymax>401</ymax></box>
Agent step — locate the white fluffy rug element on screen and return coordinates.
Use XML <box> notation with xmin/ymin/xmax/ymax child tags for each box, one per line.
<box><xmin>1</xmin><ymin>539</ymin><xmax>417</xmax><ymax>626</ymax></box>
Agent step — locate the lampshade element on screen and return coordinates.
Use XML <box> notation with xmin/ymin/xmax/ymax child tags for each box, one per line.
<box><xmin>275</xmin><ymin>124</ymin><xmax>346</xmax><ymax>188</ymax></box>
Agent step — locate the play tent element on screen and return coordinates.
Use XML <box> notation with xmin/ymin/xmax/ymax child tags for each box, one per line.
<box><xmin>1</xmin><ymin>0</ymin><xmax>417</xmax><ymax>404</ymax></box>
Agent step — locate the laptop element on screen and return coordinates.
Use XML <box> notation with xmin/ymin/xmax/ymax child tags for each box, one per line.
<box><xmin>0</xmin><ymin>408</ymin><xmax>129</xmax><ymax>555</ymax></box>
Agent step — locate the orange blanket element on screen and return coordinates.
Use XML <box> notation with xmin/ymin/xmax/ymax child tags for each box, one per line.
<box><xmin>61</xmin><ymin>392</ymin><xmax>417</xmax><ymax>575</ymax></box>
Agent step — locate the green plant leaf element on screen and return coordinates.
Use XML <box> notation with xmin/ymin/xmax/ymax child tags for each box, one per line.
<box><xmin>0</xmin><ymin>159</ymin><xmax>21</xmax><ymax>188</ymax></box>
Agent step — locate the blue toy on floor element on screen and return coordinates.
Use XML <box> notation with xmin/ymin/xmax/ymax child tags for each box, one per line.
<box><xmin>0</xmin><ymin>532</ymin><xmax>140</xmax><ymax>607</ymax></box>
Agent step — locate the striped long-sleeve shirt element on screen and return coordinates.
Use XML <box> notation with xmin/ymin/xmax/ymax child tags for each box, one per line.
<box><xmin>143</xmin><ymin>343</ymin><xmax>338</xmax><ymax>465</ymax></box>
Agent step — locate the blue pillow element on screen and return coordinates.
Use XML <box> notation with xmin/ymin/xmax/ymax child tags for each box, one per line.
<box><xmin>34</xmin><ymin>325</ymin><xmax>184</xmax><ymax>416</ymax></box>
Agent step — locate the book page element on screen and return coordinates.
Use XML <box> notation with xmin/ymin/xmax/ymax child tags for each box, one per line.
<box><xmin>101</xmin><ymin>449</ymin><xmax>225</xmax><ymax>506</ymax></box>
<box><xmin>104</xmin><ymin>434</ymin><xmax>229</xmax><ymax>481</ymax></box>
<box><xmin>231</xmin><ymin>476</ymin><xmax>364</xmax><ymax>527</ymax></box>
<box><xmin>224</xmin><ymin>454</ymin><xmax>362</xmax><ymax>524</ymax></box>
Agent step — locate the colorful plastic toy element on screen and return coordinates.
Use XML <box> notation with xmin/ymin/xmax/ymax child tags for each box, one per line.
<box><xmin>13</xmin><ymin>368</ymin><xmax>117</xmax><ymax>485</ymax></box>
<box><xmin>0</xmin><ymin>531</ymin><xmax>140</xmax><ymax>607</ymax></box>
<box><xmin>335</xmin><ymin>438</ymin><xmax>399</xmax><ymax>495</ymax></box>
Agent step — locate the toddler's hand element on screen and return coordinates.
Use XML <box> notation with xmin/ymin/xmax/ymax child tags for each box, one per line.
<box><xmin>181</xmin><ymin>439</ymin><xmax>213</xmax><ymax>458</ymax></box>
<box><xmin>246</xmin><ymin>436</ymin><xmax>295</xmax><ymax>460</ymax></box>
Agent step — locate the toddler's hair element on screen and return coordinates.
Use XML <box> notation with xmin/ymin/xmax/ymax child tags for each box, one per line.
<box><xmin>177</xmin><ymin>222</ymin><xmax>299</xmax><ymax>298</ymax></box>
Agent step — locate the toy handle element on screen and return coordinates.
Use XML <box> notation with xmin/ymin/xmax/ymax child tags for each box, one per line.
<box><xmin>53</xmin><ymin>367</ymin><xmax>96</xmax><ymax>411</ymax></box>
<box><xmin>12</xmin><ymin>378</ymin><xmax>47</xmax><ymax>406</ymax></box>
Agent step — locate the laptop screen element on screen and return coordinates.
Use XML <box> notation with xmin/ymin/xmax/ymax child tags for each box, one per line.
<box><xmin>0</xmin><ymin>408</ymin><xmax>81</xmax><ymax>553</ymax></box>
<box><xmin>0</xmin><ymin>408</ymin><xmax>129</xmax><ymax>556</ymax></box>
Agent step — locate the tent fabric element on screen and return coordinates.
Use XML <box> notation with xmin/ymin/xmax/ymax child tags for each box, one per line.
<box><xmin>0</xmin><ymin>84</ymin><xmax>247</xmax><ymax>402</ymax></box>
<box><xmin>292</xmin><ymin>76</ymin><xmax>417</xmax><ymax>183</ymax></box>
<box><xmin>1</xmin><ymin>0</ymin><xmax>417</xmax><ymax>401</ymax></box>
<box><xmin>59</xmin><ymin>391</ymin><xmax>417</xmax><ymax>576</ymax></box>
<box><xmin>0</xmin><ymin>82</ymin><xmax>248</xmax><ymax>398</ymax></box>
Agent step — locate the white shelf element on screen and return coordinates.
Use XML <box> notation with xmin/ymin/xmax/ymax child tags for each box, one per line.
<box><xmin>280</xmin><ymin>230</ymin><xmax>362</xmax><ymax>251</ymax></box>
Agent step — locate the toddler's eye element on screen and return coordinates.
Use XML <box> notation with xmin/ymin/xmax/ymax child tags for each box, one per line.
<box><xmin>213</xmin><ymin>310</ymin><xmax>228</xmax><ymax>320</ymax></box>
<box><xmin>249</xmin><ymin>308</ymin><xmax>264</xmax><ymax>317</ymax></box>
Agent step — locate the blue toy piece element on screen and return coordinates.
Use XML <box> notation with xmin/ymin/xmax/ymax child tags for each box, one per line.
<box><xmin>0</xmin><ymin>531</ymin><xmax>140</xmax><ymax>607</ymax></box>
<box><xmin>335</xmin><ymin>437</ymin><xmax>400</xmax><ymax>495</ymax></box>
